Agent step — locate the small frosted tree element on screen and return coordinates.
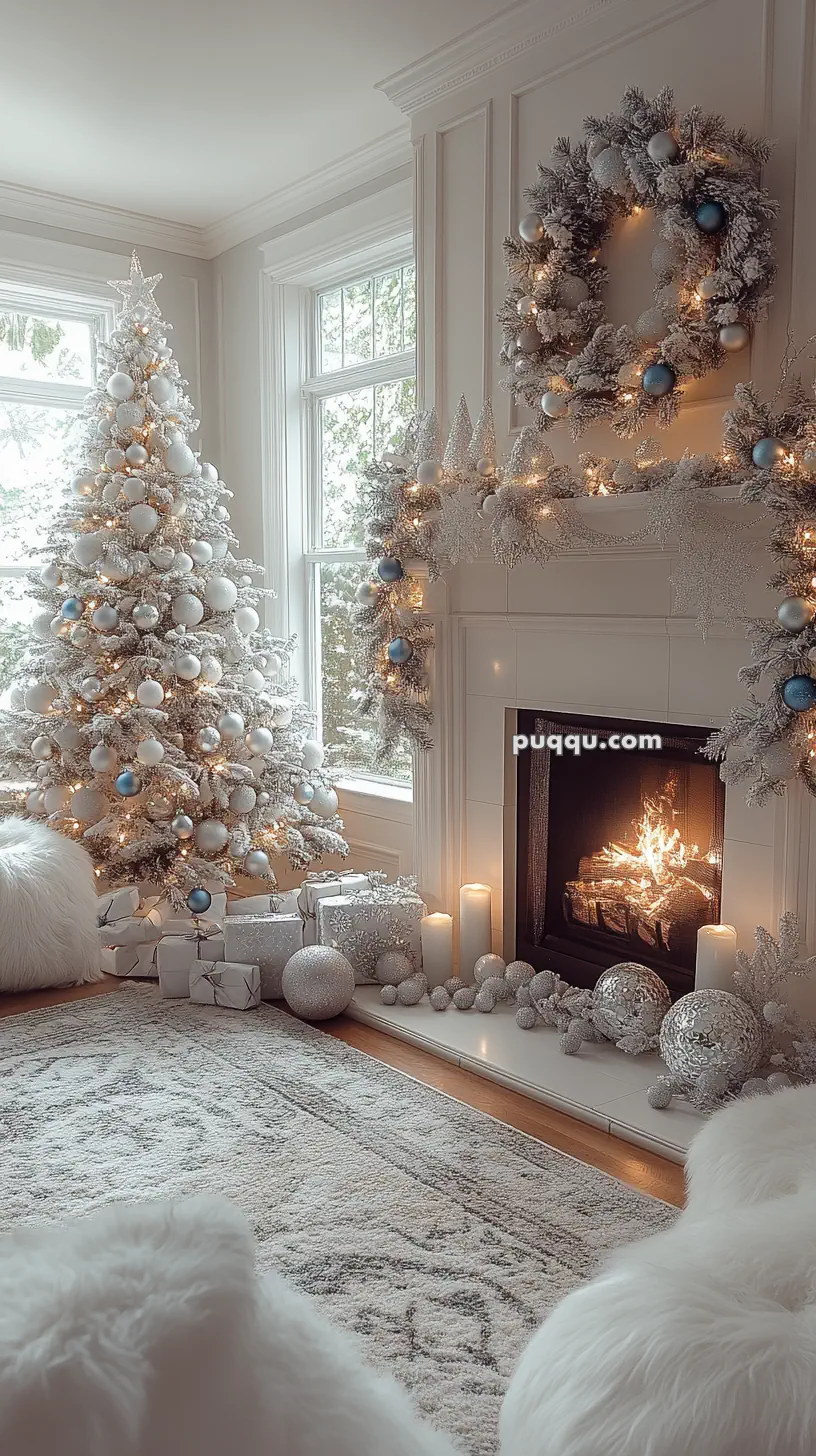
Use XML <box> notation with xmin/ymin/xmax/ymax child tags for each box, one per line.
<box><xmin>0</xmin><ymin>254</ymin><xmax>346</xmax><ymax>898</ymax></box>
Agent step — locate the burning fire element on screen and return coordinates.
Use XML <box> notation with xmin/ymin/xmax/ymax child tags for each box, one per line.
<box><xmin>600</xmin><ymin>787</ymin><xmax>699</xmax><ymax>890</ymax></box>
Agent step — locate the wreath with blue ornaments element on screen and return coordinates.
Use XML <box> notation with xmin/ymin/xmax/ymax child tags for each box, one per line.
<box><xmin>499</xmin><ymin>87</ymin><xmax>777</xmax><ymax>438</ymax></box>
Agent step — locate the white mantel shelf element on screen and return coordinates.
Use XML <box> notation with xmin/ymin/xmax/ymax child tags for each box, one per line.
<box><xmin>347</xmin><ymin>987</ymin><xmax>703</xmax><ymax>1165</ymax></box>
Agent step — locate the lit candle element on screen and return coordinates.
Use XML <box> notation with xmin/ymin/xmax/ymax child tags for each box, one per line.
<box><xmin>459</xmin><ymin>883</ymin><xmax>492</xmax><ymax>984</ymax></box>
<box><xmin>695</xmin><ymin>923</ymin><xmax>737</xmax><ymax>992</ymax></box>
<box><xmin>420</xmin><ymin>913</ymin><xmax>453</xmax><ymax>987</ymax></box>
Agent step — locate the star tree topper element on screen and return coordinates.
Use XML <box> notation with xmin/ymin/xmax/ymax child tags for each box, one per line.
<box><xmin>107</xmin><ymin>251</ymin><xmax>163</xmax><ymax>321</ymax></box>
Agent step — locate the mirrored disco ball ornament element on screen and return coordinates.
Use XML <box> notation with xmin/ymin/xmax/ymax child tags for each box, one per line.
<box><xmin>197</xmin><ymin>726</ymin><xmax>221</xmax><ymax>752</ymax></box>
<box><xmin>659</xmin><ymin>989</ymin><xmax>763</xmax><ymax>1086</ymax></box>
<box><xmin>132</xmin><ymin>602</ymin><xmax>160</xmax><ymax>631</ymax></box>
<box><xmin>281</xmin><ymin>945</ymin><xmax>356</xmax><ymax>1021</ymax></box>
<box><xmin>170</xmin><ymin>813</ymin><xmax>194</xmax><ymax>839</ymax></box>
<box><xmin>186</xmin><ymin>888</ymin><xmax>212</xmax><ymax>916</ymax></box>
<box><xmin>592</xmin><ymin>963</ymin><xmax>671</xmax><ymax>1043</ymax></box>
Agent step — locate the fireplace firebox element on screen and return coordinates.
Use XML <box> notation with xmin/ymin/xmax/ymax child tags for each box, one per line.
<box><xmin>513</xmin><ymin>710</ymin><xmax>725</xmax><ymax>996</ymax></box>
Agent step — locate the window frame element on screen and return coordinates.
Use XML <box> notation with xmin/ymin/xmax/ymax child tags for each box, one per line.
<box><xmin>259</xmin><ymin>185</ymin><xmax>415</xmax><ymax>797</ymax></box>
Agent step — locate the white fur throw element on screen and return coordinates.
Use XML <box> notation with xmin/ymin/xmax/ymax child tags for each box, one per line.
<box><xmin>0</xmin><ymin>1194</ymin><xmax>458</xmax><ymax>1456</ymax></box>
<box><xmin>500</xmin><ymin>1082</ymin><xmax>816</xmax><ymax>1456</ymax></box>
<box><xmin>0</xmin><ymin>816</ymin><xmax>102</xmax><ymax>989</ymax></box>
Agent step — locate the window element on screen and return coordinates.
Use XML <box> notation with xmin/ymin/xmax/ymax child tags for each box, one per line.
<box><xmin>0</xmin><ymin>275</ymin><xmax>112</xmax><ymax>696</ymax></box>
<box><xmin>302</xmin><ymin>263</ymin><xmax>416</xmax><ymax>784</ymax></box>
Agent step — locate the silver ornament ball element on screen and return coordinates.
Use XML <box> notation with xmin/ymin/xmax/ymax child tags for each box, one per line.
<box><xmin>282</xmin><ymin>945</ymin><xmax>356</xmax><ymax>1021</ymax></box>
<box><xmin>778</xmin><ymin>597</ymin><xmax>814</xmax><ymax>632</ymax></box>
<box><xmin>659</xmin><ymin>989</ymin><xmax>764</xmax><ymax>1085</ymax></box>
<box><xmin>170</xmin><ymin>813</ymin><xmax>194</xmax><ymax>839</ymax></box>
<box><xmin>375</xmin><ymin>950</ymin><xmax>414</xmax><ymax>987</ymax></box>
<box><xmin>244</xmin><ymin>849</ymin><xmax>270</xmax><ymax>877</ymax></box>
<box><xmin>518</xmin><ymin>212</ymin><xmax>545</xmax><ymax>243</ymax></box>
<box><xmin>592</xmin><ymin>963</ymin><xmax>671</xmax><ymax>1043</ymax></box>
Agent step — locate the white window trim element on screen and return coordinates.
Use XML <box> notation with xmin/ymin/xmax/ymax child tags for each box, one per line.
<box><xmin>259</xmin><ymin>179</ymin><xmax>415</xmax><ymax>797</ymax></box>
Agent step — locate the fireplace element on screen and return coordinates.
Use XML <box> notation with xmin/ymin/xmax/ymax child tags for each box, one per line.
<box><xmin>513</xmin><ymin>710</ymin><xmax>725</xmax><ymax>996</ymax></box>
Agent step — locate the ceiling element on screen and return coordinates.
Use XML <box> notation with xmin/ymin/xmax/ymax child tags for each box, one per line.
<box><xmin>1</xmin><ymin>0</ymin><xmax>514</xmax><ymax>230</ymax></box>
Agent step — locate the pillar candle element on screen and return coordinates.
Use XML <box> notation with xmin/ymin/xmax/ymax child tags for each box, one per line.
<box><xmin>695</xmin><ymin>923</ymin><xmax>737</xmax><ymax>992</ymax></box>
<box><xmin>458</xmin><ymin>883</ymin><xmax>492</xmax><ymax>984</ymax></box>
<box><xmin>420</xmin><ymin>913</ymin><xmax>453</xmax><ymax>987</ymax></box>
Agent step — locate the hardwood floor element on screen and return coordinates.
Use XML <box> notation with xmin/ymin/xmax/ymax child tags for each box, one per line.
<box><xmin>0</xmin><ymin>978</ymin><xmax>685</xmax><ymax>1207</ymax></box>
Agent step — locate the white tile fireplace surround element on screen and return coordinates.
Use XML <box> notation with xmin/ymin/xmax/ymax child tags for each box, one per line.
<box><xmin>365</xmin><ymin>493</ymin><xmax>816</xmax><ymax>1159</ymax></box>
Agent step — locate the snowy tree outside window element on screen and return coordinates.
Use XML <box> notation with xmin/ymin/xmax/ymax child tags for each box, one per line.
<box><xmin>305</xmin><ymin>264</ymin><xmax>415</xmax><ymax>784</ymax></box>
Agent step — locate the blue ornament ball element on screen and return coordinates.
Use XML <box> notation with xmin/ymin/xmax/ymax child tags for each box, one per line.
<box><xmin>387</xmin><ymin>636</ymin><xmax>414</xmax><ymax>664</ymax></box>
<box><xmin>60</xmin><ymin>597</ymin><xmax>84</xmax><ymax>621</ymax></box>
<box><xmin>642</xmin><ymin>363</ymin><xmax>676</xmax><ymax>398</ymax></box>
<box><xmin>114</xmin><ymin>769</ymin><xmax>141</xmax><ymax>797</ymax></box>
<box><xmin>752</xmin><ymin>436</ymin><xmax>785</xmax><ymax>469</ymax></box>
<box><xmin>186</xmin><ymin>887</ymin><xmax>212</xmax><ymax>915</ymax></box>
<box><xmin>694</xmin><ymin>199</ymin><xmax>727</xmax><ymax>234</ymax></box>
<box><xmin>377</xmin><ymin>557</ymin><xmax>404</xmax><ymax>583</ymax></box>
<box><xmin>782</xmin><ymin>675</ymin><xmax>816</xmax><ymax>712</ymax></box>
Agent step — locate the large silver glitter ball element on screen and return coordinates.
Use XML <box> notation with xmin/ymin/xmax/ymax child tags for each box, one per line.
<box><xmin>659</xmin><ymin>989</ymin><xmax>764</xmax><ymax>1085</ymax></box>
<box><xmin>592</xmin><ymin>963</ymin><xmax>671</xmax><ymax>1043</ymax></box>
<box><xmin>281</xmin><ymin>945</ymin><xmax>355</xmax><ymax>1021</ymax></box>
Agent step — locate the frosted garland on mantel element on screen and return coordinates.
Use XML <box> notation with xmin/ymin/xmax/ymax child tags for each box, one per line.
<box><xmin>0</xmin><ymin>254</ymin><xmax>346</xmax><ymax>900</ymax></box>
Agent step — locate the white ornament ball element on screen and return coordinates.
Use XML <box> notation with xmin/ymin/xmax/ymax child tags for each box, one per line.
<box><xmin>234</xmin><ymin>606</ymin><xmax>260</xmax><ymax>635</ymax></box>
<box><xmin>189</xmin><ymin>540</ymin><xmax>213</xmax><ymax>566</ymax></box>
<box><xmin>244</xmin><ymin>849</ymin><xmax>270</xmax><ymax>878</ymax></box>
<box><xmin>50</xmin><ymin>615</ymin><xmax>69</xmax><ymax>638</ymax></box>
<box><xmin>132</xmin><ymin>602</ymin><xmax>160</xmax><ymax>631</ymax></box>
<box><xmin>647</xmin><ymin>129</ymin><xmax>680</xmax><ymax>163</ymax></box>
<box><xmin>175</xmin><ymin>652</ymin><xmax>202</xmax><ymax>681</ymax></box>
<box><xmin>9</xmin><ymin>684</ymin><xmax>25</xmax><ymax>709</ymax></box>
<box><xmin>128</xmin><ymin>504</ymin><xmax>159</xmax><ymax>536</ymax></box>
<box><xmin>217</xmin><ymin>710</ymin><xmax>245</xmax><ymax>739</ymax></box>
<box><xmin>32</xmin><ymin>611</ymin><xmax>54</xmax><ymax>642</ymax></box>
<box><xmin>204</xmin><ymin>576</ymin><xmax>238</xmax><ymax>611</ymax></box>
<box><xmin>26</xmin><ymin>790</ymin><xmax>46</xmax><ymax>815</ymax></box>
<box><xmin>200</xmin><ymin>461</ymin><xmax>219</xmax><ymax>483</ymax></box>
<box><xmin>31</xmin><ymin>734</ymin><xmax>53</xmax><ymax>760</ymax></box>
<box><xmin>117</xmin><ymin>401</ymin><xmax>145</xmax><ymax>429</ymax></box>
<box><xmin>195</xmin><ymin>818</ymin><xmax>230</xmax><ymax>853</ymax></box>
<box><xmin>417</xmin><ymin>460</ymin><xmax>444</xmax><ymax>487</ymax></box>
<box><xmin>229</xmin><ymin>784</ymin><xmax>257</xmax><ymax>815</ymax></box>
<box><xmin>293</xmin><ymin>782</ymin><xmax>314</xmax><ymax>805</ymax></box>
<box><xmin>719</xmin><ymin>322</ymin><xmax>750</xmax><ymax>353</ymax></box>
<box><xmin>200</xmin><ymin>655</ymin><xmax>223</xmax><ymax>685</ymax></box>
<box><xmin>282</xmin><ymin>945</ymin><xmax>355</xmax><ymax>1021</ymax></box>
<box><xmin>73</xmin><ymin>532</ymin><xmax>105</xmax><ymax>567</ymax></box>
<box><xmin>39</xmin><ymin>562</ymin><xmax>61</xmax><ymax>588</ymax></box>
<box><xmin>165</xmin><ymin>441</ymin><xmax>196</xmax><ymax>476</ymax></box>
<box><xmin>125</xmin><ymin>443</ymin><xmax>148</xmax><ymax>466</ymax></box>
<box><xmin>24</xmin><ymin>681</ymin><xmax>56</xmax><ymax>714</ymax></box>
<box><xmin>242</xmin><ymin>668</ymin><xmax>264</xmax><ymax>691</ymax></box>
<box><xmin>80</xmin><ymin>676</ymin><xmax>103</xmax><ymax>702</ymax></box>
<box><xmin>43</xmin><ymin>785</ymin><xmax>72</xmax><ymax>815</ymax></box>
<box><xmin>122</xmin><ymin>477</ymin><xmax>145</xmax><ymax>503</ymax></box>
<box><xmin>590</xmin><ymin>143</ymin><xmax>628</xmax><ymax>191</ymax></box>
<box><xmin>171</xmin><ymin>592</ymin><xmax>204</xmax><ymax>627</ymax></box>
<box><xmin>636</xmin><ymin>307</ymin><xmax>669</xmax><ymax>344</ymax></box>
<box><xmin>697</xmin><ymin>274</ymin><xmax>719</xmax><ymax>300</ymax></box>
<box><xmin>245</xmin><ymin>725</ymin><xmax>273</xmax><ymax>755</ymax></box>
<box><xmin>148</xmin><ymin>373</ymin><xmax>175</xmax><ymax>405</ymax></box>
<box><xmin>260</xmin><ymin>652</ymin><xmax>282</xmax><ymax>678</ymax></box>
<box><xmin>309</xmin><ymin>785</ymin><xmax>338</xmax><ymax>818</ymax></box>
<box><xmin>557</xmin><ymin>274</ymin><xmax>590</xmax><ymax>310</ymax></box>
<box><xmin>474</xmin><ymin>953</ymin><xmax>506</xmax><ymax>985</ymax></box>
<box><xmin>174</xmin><ymin>551</ymin><xmax>194</xmax><ymax>573</ymax></box>
<box><xmin>106</xmin><ymin>371</ymin><xmax>135</xmax><ymax>401</ymax></box>
<box><xmin>541</xmin><ymin>391</ymin><xmax>569</xmax><ymax>419</ymax></box>
<box><xmin>136</xmin><ymin>678</ymin><xmax>164</xmax><ymax>708</ymax></box>
<box><xmin>71</xmin><ymin>471</ymin><xmax>95</xmax><ymax>497</ymax></box>
<box><xmin>89</xmin><ymin>742</ymin><xmax>118</xmax><ymax>773</ymax></box>
<box><xmin>92</xmin><ymin>604</ymin><xmax>119</xmax><ymax>631</ymax></box>
<box><xmin>136</xmin><ymin>738</ymin><xmax>165</xmax><ymax>766</ymax></box>
<box><xmin>301</xmin><ymin>738</ymin><xmax>324</xmax><ymax>771</ymax></box>
<box><xmin>70</xmin><ymin>786</ymin><xmax>108</xmax><ymax>822</ymax></box>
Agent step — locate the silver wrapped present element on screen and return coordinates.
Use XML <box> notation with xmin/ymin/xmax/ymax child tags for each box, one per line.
<box><xmin>316</xmin><ymin>883</ymin><xmax>426</xmax><ymax>983</ymax></box>
<box><xmin>100</xmin><ymin>942</ymin><xmax>160</xmax><ymax>978</ymax></box>
<box><xmin>157</xmin><ymin>927</ymin><xmax>225</xmax><ymax>979</ymax></box>
<box><xmin>227</xmin><ymin>890</ymin><xmax>301</xmax><ymax>917</ymax></box>
<box><xmin>223</xmin><ymin>914</ymin><xmax>303</xmax><ymax>1000</ymax></box>
<box><xmin>190</xmin><ymin>961</ymin><xmax>260</xmax><ymax>1010</ymax></box>
<box><xmin>298</xmin><ymin>873</ymin><xmax>371</xmax><ymax>943</ymax></box>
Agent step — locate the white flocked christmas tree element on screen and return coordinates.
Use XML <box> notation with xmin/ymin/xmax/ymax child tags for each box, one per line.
<box><xmin>0</xmin><ymin>253</ymin><xmax>346</xmax><ymax>900</ymax></box>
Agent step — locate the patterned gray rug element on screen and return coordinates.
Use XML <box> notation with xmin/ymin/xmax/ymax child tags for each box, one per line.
<box><xmin>0</xmin><ymin>985</ymin><xmax>675</xmax><ymax>1454</ymax></box>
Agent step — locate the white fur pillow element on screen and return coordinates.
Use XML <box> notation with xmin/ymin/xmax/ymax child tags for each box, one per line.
<box><xmin>0</xmin><ymin>816</ymin><xmax>102</xmax><ymax>989</ymax></box>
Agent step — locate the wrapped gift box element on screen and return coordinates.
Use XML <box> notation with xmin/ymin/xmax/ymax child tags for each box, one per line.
<box><xmin>190</xmin><ymin>961</ymin><xmax>260</xmax><ymax>1010</ymax></box>
<box><xmin>227</xmin><ymin>890</ymin><xmax>301</xmax><ymax>917</ymax></box>
<box><xmin>316</xmin><ymin>886</ymin><xmax>425</xmax><ymax>983</ymax></box>
<box><xmin>157</xmin><ymin>928</ymin><xmax>226</xmax><ymax>978</ymax></box>
<box><xmin>97</xmin><ymin>887</ymin><xmax>140</xmax><ymax>930</ymax></box>
<box><xmin>142</xmin><ymin>892</ymin><xmax>227</xmax><ymax>928</ymax></box>
<box><xmin>223</xmin><ymin>914</ymin><xmax>303</xmax><ymax>1000</ymax></box>
<box><xmin>158</xmin><ymin>964</ymin><xmax>191</xmax><ymax>1000</ymax></box>
<box><xmin>158</xmin><ymin>913</ymin><xmax>224</xmax><ymax>937</ymax></box>
<box><xmin>98</xmin><ymin>908</ymin><xmax>163</xmax><ymax>948</ymax></box>
<box><xmin>299</xmin><ymin>874</ymin><xmax>371</xmax><ymax>944</ymax></box>
<box><xmin>100</xmin><ymin>942</ymin><xmax>160</xmax><ymax>978</ymax></box>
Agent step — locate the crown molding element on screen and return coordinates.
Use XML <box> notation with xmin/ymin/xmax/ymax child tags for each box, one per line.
<box><xmin>0</xmin><ymin>179</ymin><xmax>208</xmax><ymax>258</ymax></box>
<box><xmin>376</xmin><ymin>0</ymin><xmax>618</xmax><ymax>115</ymax></box>
<box><xmin>202</xmin><ymin>129</ymin><xmax>413</xmax><ymax>256</ymax></box>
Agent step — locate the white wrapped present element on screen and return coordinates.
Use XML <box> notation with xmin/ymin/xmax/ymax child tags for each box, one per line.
<box><xmin>158</xmin><ymin>913</ymin><xmax>225</xmax><ymax>937</ymax></box>
<box><xmin>190</xmin><ymin>961</ymin><xmax>260</xmax><ymax>1010</ymax></box>
<box><xmin>100</xmin><ymin>941</ymin><xmax>160</xmax><ymax>978</ymax></box>
<box><xmin>141</xmin><ymin>891</ymin><xmax>227</xmax><ymax>928</ymax></box>
<box><xmin>223</xmin><ymin>914</ymin><xmax>303</xmax><ymax>1000</ymax></box>
<box><xmin>298</xmin><ymin>873</ymin><xmax>371</xmax><ymax>944</ymax></box>
<box><xmin>316</xmin><ymin>878</ymin><xmax>426</xmax><ymax>983</ymax></box>
<box><xmin>158</xmin><ymin>964</ymin><xmax>191</xmax><ymax>1000</ymax></box>
<box><xmin>157</xmin><ymin>927</ymin><xmax>225</xmax><ymax>979</ymax></box>
<box><xmin>227</xmin><ymin>890</ymin><xmax>301</xmax><ymax>917</ymax></box>
<box><xmin>98</xmin><ymin>908</ymin><xmax>163</xmax><ymax>948</ymax></box>
<box><xmin>97</xmin><ymin>887</ymin><xmax>140</xmax><ymax>931</ymax></box>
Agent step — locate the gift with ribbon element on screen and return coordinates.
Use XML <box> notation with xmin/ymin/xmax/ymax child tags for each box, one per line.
<box><xmin>223</xmin><ymin>913</ymin><xmax>303</xmax><ymax>1000</ymax></box>
<box><xmin>189</xmin><ymin>961</ymin><xmax>260</xmax><ymax>1010</ymax></box>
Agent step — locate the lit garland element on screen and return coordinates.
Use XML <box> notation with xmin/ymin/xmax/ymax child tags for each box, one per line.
<box><xmin>499</xmin><ymin>86</ymin><xmax>777</xmax><ymax>437</ymax></box>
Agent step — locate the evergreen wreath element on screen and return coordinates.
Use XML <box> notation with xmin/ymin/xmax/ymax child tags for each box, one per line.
<box><xmin>499</xmin><ymin>87</ymin><xmax>777</xmax><ymax>438</ymax></box>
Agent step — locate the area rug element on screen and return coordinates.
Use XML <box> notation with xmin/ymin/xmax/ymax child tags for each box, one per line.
<box><xmin>0</xmin><ymin>986</ymin><xmax>675</xmax><ymax>1454</ymax></box>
